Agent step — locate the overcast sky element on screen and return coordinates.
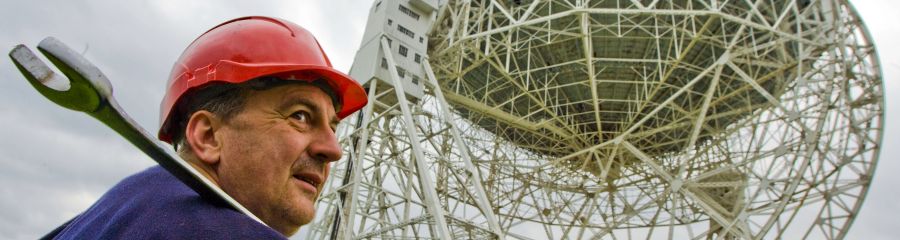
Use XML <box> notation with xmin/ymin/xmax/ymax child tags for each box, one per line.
<box><xmin>0</xmin><ymin>1</ymin><xmax>896</xmax><ymax>239</ymax></box>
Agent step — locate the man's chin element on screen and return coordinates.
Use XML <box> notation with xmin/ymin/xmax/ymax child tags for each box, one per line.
<box><xmin>264</xmin><ymin>197</ymin><xmax>317</xmax><ymax>236</ymax></box>
<box><xmin>292</xmin><ymin>196</ymin><xmax>318</xmax><ymax>226</ymax></box>
<box><xmin>269</xmin><ymin>211</ymin><xmax>310</xmax><ymax>237</ymax></box>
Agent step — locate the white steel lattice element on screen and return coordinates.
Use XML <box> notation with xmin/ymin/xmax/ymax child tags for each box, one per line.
<box><xmin>308</xmin><ymin>0</ymin><xmax>884</xmax><ymax>239</ymax></box>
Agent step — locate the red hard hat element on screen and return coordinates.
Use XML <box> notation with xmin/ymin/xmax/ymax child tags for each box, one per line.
<box><xmin>158</xmin><ymin>16</ymin><xmax>368</xmax><ymax>143</ymax></box>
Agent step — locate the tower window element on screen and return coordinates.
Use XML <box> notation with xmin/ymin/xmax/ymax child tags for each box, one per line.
<box><xmin>396</xmin><ymin>67</ymin><xmax>406</xmax><ymax>78</ymax></box>
<box><xmin>399</xmin><ymin>5</ymin><xmax>420</xmax><ymax>21</ymax></box>
<box><xmin>397</xmin><ymin>25</ymin><xmax>414</xmax><ymax>39</ymax></box>
<box><xmin>399</xmin><ymin>45</ymin><xmax>408</xmax><ymax>57</ymax></box>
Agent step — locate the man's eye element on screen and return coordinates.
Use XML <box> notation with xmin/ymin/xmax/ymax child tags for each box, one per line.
<box><xmin>291</xmin><ymin>111</ymin><xmax>311</xmax><ymax>123</ymax></box>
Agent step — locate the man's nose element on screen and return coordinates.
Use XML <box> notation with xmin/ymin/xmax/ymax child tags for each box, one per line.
<box><xmin>309</xmin><ymin>127</ymin><xmax>342</xmax><ymax>163</ymax></box>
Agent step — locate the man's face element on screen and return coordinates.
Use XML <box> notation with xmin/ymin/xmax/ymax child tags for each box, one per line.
<box><xmin>214</xmin><ymin>83</ymin><xmax>341</xmax><ymax>235</ymax></box>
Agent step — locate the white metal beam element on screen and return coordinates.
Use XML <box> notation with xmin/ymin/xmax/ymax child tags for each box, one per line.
<box><xmin>380</xmin><ymin>37</ymin><xmax>452</xmax><ymax>240</ymax></box>
<box><xmin>423</xmin><ymin>60</ymin><xmax>506</xmax><ymax>238</ymax></box>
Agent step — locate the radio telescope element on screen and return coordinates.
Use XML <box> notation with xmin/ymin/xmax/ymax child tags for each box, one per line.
<box><xmin>307</xmin><ymin>0</ymin><xmax>884</xmax><ymax>239</ymax></box>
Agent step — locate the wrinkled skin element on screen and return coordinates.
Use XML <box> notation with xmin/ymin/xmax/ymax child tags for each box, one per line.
<box><xmin>190</xmin><ymin>84</ymin><xmax>342</xmax><ymax>236</ymax></box>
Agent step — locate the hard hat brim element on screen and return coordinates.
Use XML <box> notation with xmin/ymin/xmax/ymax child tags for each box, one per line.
<box><xmin>158</xmin><ymin>60</ymin><xmax>368</xmax><ymax>142</ymax></box>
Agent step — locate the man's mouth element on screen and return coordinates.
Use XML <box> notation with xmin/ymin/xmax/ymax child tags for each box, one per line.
<box><xmin>293</xmin><ymin>173</ymin><xmax>323</xmax><ymax>192</ymax></box>
<box><xmin>294</xmin><ymin>176</ymin><xmax>315</xmax><ymax>186</ymax></box>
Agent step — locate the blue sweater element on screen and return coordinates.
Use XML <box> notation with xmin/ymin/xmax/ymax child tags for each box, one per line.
<box><xmin>51</xmin><ymin>166</ymin><xmax>286</xmax><ymax>239</ymax></box>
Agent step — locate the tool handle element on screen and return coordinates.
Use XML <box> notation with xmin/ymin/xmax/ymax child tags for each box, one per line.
<box><xmin>88</xmin><ymin>100</ymin><xmax>266</xmax><ymax>225</ymax></box>
<box><xmin>10</xmin><ymin>37</ymin><xmax>266</xmax><ymax>226</ymax></box>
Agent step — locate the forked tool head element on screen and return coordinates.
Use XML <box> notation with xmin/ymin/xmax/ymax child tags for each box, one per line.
<box><xmin>8</xmin><ymin>37</ymin><xmax>113</xmax><ymax>113</ymax></box>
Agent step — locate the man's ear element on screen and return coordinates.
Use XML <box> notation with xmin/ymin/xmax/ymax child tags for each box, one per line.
<box><xmin>185</xmin><ymin>110</ymin><xmax>223</xmax><ymax>166</ymax></box>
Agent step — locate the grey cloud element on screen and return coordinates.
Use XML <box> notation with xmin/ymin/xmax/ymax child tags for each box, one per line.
<box><xmin>0</xmin><ymin>1</ymin><xmax>368</xmax><ymax>239</ymax></box>
<box><xmin>844</xmin><ymin>0</ymin><xmax>900</xmax><ymax>240</ymax></box>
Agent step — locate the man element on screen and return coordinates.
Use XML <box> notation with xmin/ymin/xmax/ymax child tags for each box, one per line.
<box><xmin>48</xmin><ymin>16</ymin><xmax>368</xmax><ymax>239</ymax></box>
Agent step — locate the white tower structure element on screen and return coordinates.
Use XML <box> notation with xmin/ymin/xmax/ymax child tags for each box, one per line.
<box><xmin>306</xmin><ymin>0</ymin><xmax>505</xmax><ymax>239</ymax></box>
<box><xmin>309</xmin><ymin>0</ymin><xmax>884</xmax><ymax>239</ymax></box>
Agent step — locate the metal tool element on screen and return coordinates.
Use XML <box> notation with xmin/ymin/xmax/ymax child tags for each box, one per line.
<box><xmin>8</xmin><ymin>37</ymin><xmax>265</xmax><ymax>225</ymax></box>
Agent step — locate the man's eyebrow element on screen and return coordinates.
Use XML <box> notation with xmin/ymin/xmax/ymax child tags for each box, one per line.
<box><xmin>279</xmin><ymin>97</ymin><xmax>319</xmax><ymax>114</ymax></box>
<box><xmin>279</xmin><ymin>96</ymin><xmax>339</xmax><ymax>125</ymax></box>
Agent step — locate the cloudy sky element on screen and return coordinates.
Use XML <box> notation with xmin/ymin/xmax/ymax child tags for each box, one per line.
<box><xmin>0</xmin><ymin>0</ymin><xmax>896</xmax><ymax>239</ymax></box>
